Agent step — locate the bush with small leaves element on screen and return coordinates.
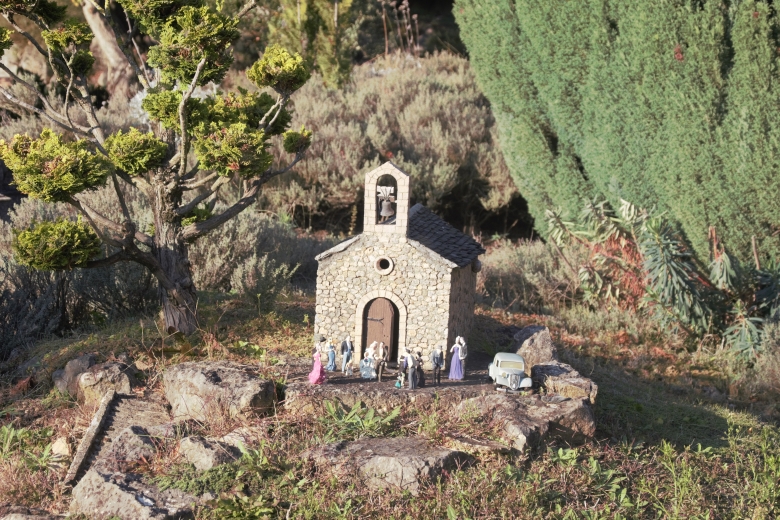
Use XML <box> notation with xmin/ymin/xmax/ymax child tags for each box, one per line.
<box><xmin>282</xmin><ymin>127</ymin><xmax>312</xmax><ymax>155</ymax></box>
<box><xmin>104</xmin><ymin>128</ymin><xmax>168</xmax><ymax>176</ymax></box>
<box><xmin>146</xmin><ymin>6</ymin><xmax>240</xmax><ymax>86</ymax></box>
<box><xmin>247</xmin><ymin>44</ymin><xmax>310</xmax><ymax>95</ymax></box>
<box><xmin>0</xmin><ymin>130</ymin><xmax>112</xmax><ymax>202</ymax></box>
<box><xmin>13</xmin><ymin>218</ymin><xmax>101</xmax><ymax>270</ymax></box>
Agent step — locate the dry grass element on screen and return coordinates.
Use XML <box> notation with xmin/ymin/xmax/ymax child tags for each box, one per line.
<box><xmin>0</xmin><ymin>290</ymin><xmax>779</xmax><ymax>518</ymax></box>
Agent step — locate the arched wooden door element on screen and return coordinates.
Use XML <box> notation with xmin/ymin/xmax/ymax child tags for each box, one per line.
<box><xmin>363</xmin><ymin>298</ymin><xmax>397</xmax><ymax>361</ymax></box>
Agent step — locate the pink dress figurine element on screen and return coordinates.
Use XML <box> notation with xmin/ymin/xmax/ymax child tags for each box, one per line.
<box><xmin>308</xmin><ymin>348</ymin><xmax>327</xmax><ymax>385</ymax></box>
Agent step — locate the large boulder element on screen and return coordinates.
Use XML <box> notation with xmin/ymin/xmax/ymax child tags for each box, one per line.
<box><xmin>457</xmin><ymin>393</ymin><xmax>595</xmax><ymax>451</ymax></box>
<box><xmin>511</xmin><ymin>325</ymin><xmax>558</xmax><ymax>369</ymax></box>
<box><xmin>179</xmin><ymin>437</ymin><xmax>241</xmax><ymax>471</ymax></box>
<box><xmin>302</xmin><ymin>437</ymin><xmax>469</xmax><ymax>496</ymax></box>
<box><xmin>532</xmin><ymin>362</ymin><xmax>599</xmax><ymax>404</ymax></box>
<box><xmin>78</xmin><ymin>362</ymin><xmax>138</xmax><ymax>406</ymax></box>
<box><xmin>52</xmin><ymin>353</ymin><xmax>97</xmax><ymax>397</ymax></box>
<box><xmin>69</xmin><ymin>469</ymin><xmax>196</xmax><ymax>520</ymax></box>
<box><xmin>163</xmin><ymin>362</ymin><xmax>277</xmax><ymax>422</ymax></box>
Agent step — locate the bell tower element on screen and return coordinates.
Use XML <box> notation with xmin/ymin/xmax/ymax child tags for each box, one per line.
<box><xmin>362</xmin><ymin>162</ymin><xmax>410</xmax><ymax>235</ymax></box>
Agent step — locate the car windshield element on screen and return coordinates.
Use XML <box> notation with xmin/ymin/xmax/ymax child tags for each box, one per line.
<box><xmin>499</xmin><ymin>361</ymin><xmax>524</xmax><ymax>370</ymax></box>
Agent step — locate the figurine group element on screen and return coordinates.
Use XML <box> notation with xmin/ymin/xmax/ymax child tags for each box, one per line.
<box><xmin>308</xmin><ymin>334</ymin><xmax>468</xmax><ymax>389</ymax></box>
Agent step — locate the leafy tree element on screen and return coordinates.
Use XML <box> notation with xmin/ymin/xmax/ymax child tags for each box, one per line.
<box><xmin>455</xmin><ymin>0</ymin><xmax>780</xmax><ymax>264</ymax></box>
<box><xmin>0</xmin><ymin>0</ymin><xmax>312</xmax><ymax>335</ymax></box>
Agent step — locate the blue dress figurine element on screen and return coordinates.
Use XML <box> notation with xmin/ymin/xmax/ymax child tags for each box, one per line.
<box><xmin>325</xmin><ymin>339</ymin><xmax>337</xmax><ymax>371</ymax></box>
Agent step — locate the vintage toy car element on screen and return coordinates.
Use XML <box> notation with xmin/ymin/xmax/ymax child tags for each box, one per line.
<box><xmin>488</xmin><ymin>352</ymin><xmax>533</xmax><ymax>392</ymax></box>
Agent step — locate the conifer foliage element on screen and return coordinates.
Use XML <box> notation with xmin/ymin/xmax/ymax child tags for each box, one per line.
<box><xmin>0</xmin><ymin>0</ymin><xmax>312</xmax><ymax>334</ymax></box>
<box><xmin>455</xmin><ymin>0</ymin><xmax>780</xmax><ymax>265</ymax></box>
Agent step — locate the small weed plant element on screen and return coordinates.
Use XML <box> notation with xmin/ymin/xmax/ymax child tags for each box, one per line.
<box><xmin>318</xmin><ymin>400</ymin><xmax>400</xmax><ymax>442</ymax></box>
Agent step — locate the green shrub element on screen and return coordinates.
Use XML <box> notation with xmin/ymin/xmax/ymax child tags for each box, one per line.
<box><xmin>257</xmin><ymin>52</ymin><xmax>521</xmax><ymax>234</ymax></box>
<box><xmin>13</xmin><ymin>218</ymin><xmax>101</xmax><ymax>270</ymax></box>
<box><xmin>0</xmin><ymin>129</ymin><xmax>112</xmax><ymax>203</ymax></box>
<box><xmin>455</xmin><ymin>0</ymin><xmax>780</xmax><ymax>264</ymax></box>
<box><xmin>230</xmin><ymin>253</ymin><xmax>298</xmax><ymax>313</ymax></box>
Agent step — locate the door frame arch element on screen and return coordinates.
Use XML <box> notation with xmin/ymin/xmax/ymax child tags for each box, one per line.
<box><xmin>354</xmin><ymin>289</ymin><xmax>407</xmax><ymax>363</ymax></box>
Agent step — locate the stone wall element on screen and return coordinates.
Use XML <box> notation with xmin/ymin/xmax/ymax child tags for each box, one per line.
<box><xmin>315</xmin><ymin>233</ymin><xmax>452</xmax><ymax>364</ymax></box>
<box><xmin>446</xmin><ymin>263</ymin><xmax>477</xmax><ymax>370</ymax></box>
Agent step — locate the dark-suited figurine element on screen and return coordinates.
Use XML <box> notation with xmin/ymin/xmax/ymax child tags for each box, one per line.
<box><xmin>429</xmin><ymin>345</ymin><xmax>444</xmax><ymax>386</ymax></box>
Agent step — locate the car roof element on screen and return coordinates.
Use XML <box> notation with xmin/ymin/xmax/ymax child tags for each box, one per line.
<box><xmin>493</xmin><ymin>352</ymin><xmax>525</xmax><ymax>362</ymax></box>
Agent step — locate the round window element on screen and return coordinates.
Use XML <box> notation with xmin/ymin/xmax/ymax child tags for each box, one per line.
<box><xmin>375</xmin><ymin>256</ymin><xmax>394</xmax><ymax>275</ymax></box>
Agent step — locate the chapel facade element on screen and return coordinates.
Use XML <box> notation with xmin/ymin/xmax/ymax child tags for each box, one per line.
<box><xmin>313</xmin><ymin>162</ymin><xmax>485</xmax><ymax>367</ymax></box>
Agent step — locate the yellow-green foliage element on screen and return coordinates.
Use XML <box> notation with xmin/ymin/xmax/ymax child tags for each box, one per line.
<box><xmin>117</xmin><ymin>0</ymin><xmax>204</xmax><ymax>35</ymax></box>
<box><xmin>13</xmin><ymin>217</ymin><xmax>102</xmax><ymax>270</ymax></box>
<box><xmin>141</xmin><ymin>89</ymin><xmax>205</xmax><ymax>130</ymax></box>
<box><xmin>201</xmin><ymin>88</ymin><xmax>291</xmax><ymax>136</ymax></box>
<box><xmin>0</xmin><ymin>28</ymin><xmax>12</xmax><ymax>59</ymax></box>
<box><xmin>104</xmin><ymin>128</ymin><xmax>168</xmax><ymax>176</ymax></box>
<box><xmin>247</xmin><ymin>44</ymin><xmax>310</xmax><ymax>95</ymax></box>
<box><xmin>0</xmin><ymin>0</ymin><xmax>67</xmax><ymax>26</ymax></box>
<box><xmin>41</xmin><ymin>20</ymin><xmax>92</xmax><ymax>50</ymax></box>
<box><xmin>193</xmin><ymin>123</ymin><xmax>272</xmax><ymax>177</ymax></box>
<box><xmin>282</xmin><ymin>126</ymin><xmax>312</xmax><ymax>154</ymax></box>
<box><xmin>146</xmin><ymin>6</ymin><xmax>239</xmax><ymax>86</ymax></box>
<box><xmin>0</xmin><ymin>129</ymin><xmax>112</xmax><ymax>202</ymax></box>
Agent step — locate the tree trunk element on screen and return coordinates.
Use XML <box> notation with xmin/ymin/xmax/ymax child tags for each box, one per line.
<box><xmin>82</xmin><ymin>2</ymin><xmax>140</xmax><ymax>101</ymax></box>
<box><xmin>152</xmin><ymin>184</ymin><xmax>198</xmax><ymax>335</ymax></box>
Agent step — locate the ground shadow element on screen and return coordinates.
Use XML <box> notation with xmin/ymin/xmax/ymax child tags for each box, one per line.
<box><xmin>471</xmin><ymin>312</ymin><xmax>736</xmax><ymax>449</ymax></box>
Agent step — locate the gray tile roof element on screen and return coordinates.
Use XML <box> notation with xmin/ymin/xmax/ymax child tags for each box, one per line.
<box><xmin>407</xmin><ymin>204</ymin><xmax>485</xmax><ymax>268</ymax></box>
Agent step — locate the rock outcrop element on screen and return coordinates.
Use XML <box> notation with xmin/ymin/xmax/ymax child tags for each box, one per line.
<box><xmin>179</xmin><ymin>437</ymin><xmax>241</xmax><ymax>471</ymax></box>
<box><xmin>511</xmin><ymin>325</ymin><xmax>558</xmax><ymax>369</ymax></box>
<box><xmin>303</xmin><ymin>436</ymin><xmax>469</xmax><ymax>496</ymax></box>
<box><xmin>0</xmin><ymin>505</ymin><xmax>59</xmax><ymax>520</ymax></box>
<box><xmin>52</xmin><ymin>354</ymin><xmax>96</xmax><ymax>398</ymax></box>
<box><xmin>163</xmin><ymin>361</ymin><xmax>277</xmax><ymax>422</ymax></box>
<box><xmin>78</xmin><ymin>362</ymin><xmax>138</xmax><ymax>406</ymax></box>
<box><xmin>457</xmin><ymin>393</ymin><xmax>595</xmax><ymax>451</ymax></box>
<box><xmin>532</xmin><ymin>362</ymin><xmax>598</xmax><ymax>404</ymax></box>
<box><xmin>69</xmin><ymin>470</ymin><xmax>196</xmax><ymax>520</ymax></box>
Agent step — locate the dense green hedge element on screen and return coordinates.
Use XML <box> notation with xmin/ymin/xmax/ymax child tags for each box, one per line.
<box><xmin>455</xmin><ymin>0</ymin><xmax>780</xmax><ymax>263</ymax></box>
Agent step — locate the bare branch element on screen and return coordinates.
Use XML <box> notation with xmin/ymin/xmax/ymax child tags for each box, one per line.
<box><xmin>84</xmin><ymin>250</ymin><xmax>130</xmax><ymax>269</ymax></box>
<box><xmin>181</xmin><ymin>162</ymin><xmax>201</xmax><ymax>182</ymax></box>
<box><xmin>257</xmin><ymin>95</ymin><xmax>285</xmax><ymax>130</ymax></box>
<box><xmin>236</xmin><ymin>0</ymin><xmax>259</xmax><ymax>19</ymax></box>
<box><xmin>262</xmin><ymin>95</ymin><xmax>289</xmax><ymax>133</ymax></box>
<box><xmin>182</xmin><ymin>172</ymin><xmax>218</xmax><ymax>191</ymax></box>
<box><xmin>0</xmin><ymin>86</ymin><xmax>97</xmax><ymax>138</ymax></box>
<box><xmin>180</xmin><ymin>152</ymin><xmax>305</xmax><ymax>241</ymax></box>
<box><xmin>110</xmin><ymin>170</ymin><xmax>134</xmax><ymax>224</ymax></box>
<box><xmin>2</xmin><ymin>14</ymin><xmax>48</xmax><ymax>58</ymax></box>
<box><xmin>178</xmin><ymin>57</ymin><xmax>208</xmax><ymax>180</ymax></box>
<box><xmin>125</xmin><ymin>11</ymin><xmax>152</xmax><ymax>86</ymax></box>
<box><xmin>176</xmin><ymin>177</ymin><xmax>228</xmax><ymax>215</ymax></box>
<box><xmin>0</xmin><ymin>63</ymin><xmax>75</xmax><ymax>125</ymax></box>
<box><xmin>69</xmin><ymin>196</ymin><xmax>154</xmax><ymax>247</ymax></box>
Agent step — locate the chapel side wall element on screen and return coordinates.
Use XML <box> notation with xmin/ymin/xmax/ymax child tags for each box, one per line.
<box><xmin>446</xmin><ymin>264</ymin><xmax>477</xmax><ymax>365</ymax></box>
<box><xmin>314</xmin><ymin>234</ymin><xmax>451</xmax><ymax>364</ymax></box>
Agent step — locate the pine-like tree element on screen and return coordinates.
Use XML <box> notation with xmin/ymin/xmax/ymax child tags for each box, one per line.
<box><xmin>0</xmin><ymin>0</ymin><xmax>312</xmax><ymax>335</ymax></box>
<box><xmin>454</xmin><ymin>0</ymin><xmax>780</xmax><ymax>263</ymax></box>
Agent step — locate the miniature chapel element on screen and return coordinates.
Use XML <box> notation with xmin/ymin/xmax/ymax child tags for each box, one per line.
<box><xmin>314</xmin><ymin>162</ymin><xmax>485</xmax><ymax>367</ymax></box>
